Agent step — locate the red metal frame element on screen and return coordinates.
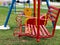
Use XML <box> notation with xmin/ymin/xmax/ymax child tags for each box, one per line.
<box><xmin>13</xmin><ymin>0</ymin><xmax>60</xmax><ymax>42</ymax></box>
<box><xmin>34</xmin><ymin>0</ymin><xmax>36</xmax><ymax>17</ymax></box>
<box><xmin>36</xmin><ymin>0</ymin><xmax>40</xmax><ymax>42</ymax></box>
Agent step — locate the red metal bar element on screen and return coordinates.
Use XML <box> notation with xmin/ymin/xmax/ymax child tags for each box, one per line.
<box><xmin>42</xmin><ymin>25</ymin><xmax>50</xmax><ymax>35</ymax></box>
<box><xmin>50</xmin><ymin>14</ymin><xmax>56</xmax><ymax>19</ymax></box>
<box><xmin>34</xmin><ymin>25</ymin><xmax>37</xmax><ymax>35</ymax></box>
<box><xmin>40</xmin><ymin>25</ymin><xmax>46</xmax><ymax>36</ymax></box>
<box><xmin>25</xmin><ymin>24</ymin><xmax>30</xmax><ymax>34</ymax></box>
<box><xmin>28</xmin><ymin>24</ymin><xmax>31</xmax><ymax>34</ymax></box>
<box><xmin>33</xmin><ymin>0</ymin><xmax>36</xmax><ymax>17</ymax></box>
<box><xmin>52</xmin><ymin>9</ymin><xmax>60</xmax><ymax>36</ymax></box>
<box><xmin>39</xmin><ymin>29</ymin><xmax>43</xmax><ymax>36</ymax></box>
<box><xmin>48</xmin><ymin>9</ymin><xmax>57</xmax><ymax>15</ymax></box>
<box><xmin>31</xmin><ymin>25</ymin><xmax>35</xmax><ymax>35</ymax></box>
<box><xmin>37</xmin><ymin>0</ymin><xmax>40</xmax><ymax>42</ymax></box>
<box><xmin>34</xmin><ymin>25</ymin><xmax>42</xmax><ymax>35</ymax></box>
<box><xmin>48</xmin><ymin>15</ymin><xmax>55</xmax><ymax>21</ymax></box>
<box><xmin>49</xmin><ymin>6</ymin><xmax>59</xmax><ymax>11</ymax></box>
<box><xmin>47</xmin><ymin>12</ymin><xmax>56</xmax><ymax>21</ymax></box>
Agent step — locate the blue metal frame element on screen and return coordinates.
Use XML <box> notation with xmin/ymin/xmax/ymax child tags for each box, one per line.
<box><xmin>46</xmin><ymin>0</ymin><xmax>54</xmax><ymax>27</ymax></box>
<box><xmin>24</xmin><ymin>0</ymin><xmax>30</xmax><ymax>8</ymax></box>
<box><xmin>46</xmin><ymin>0</ymin><xmax>50</xmax><ymax>7</ymax></box>
<box><xmin>24</xmin><ymin>0</ymin><xmax>25</xmax><ymax>8</ymax></box>
<box><xmin>4</xmin><ymin>0</ymin><xmax>30</xmax><ymax>27</ymax></box>
<box><xmin>4</xmin><ymin>0</ymin><xmax>16</xmax><ymax>27</ymax></box>
<box><xmin>14</xmin><ymin>2</ymin><xmax>16</xmax><ymax>14</ymax></box>
<box><xmin>29</xmin><ymin>0</ymin><xmax>30</xmax><ymax>8</ymax></box>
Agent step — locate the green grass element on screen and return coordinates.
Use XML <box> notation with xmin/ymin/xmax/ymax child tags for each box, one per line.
<box><xmin>0</xmin><ymin>6</ymin><xmax>60</xmax><ymax>45</ymax></box>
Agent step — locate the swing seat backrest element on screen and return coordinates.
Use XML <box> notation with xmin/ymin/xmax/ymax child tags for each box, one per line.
<box><xmin>47</xmin><ymin>6</ymin><xmax>60</xmax><ymax>27</ymax></box>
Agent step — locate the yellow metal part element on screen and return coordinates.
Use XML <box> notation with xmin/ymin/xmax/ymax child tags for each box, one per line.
<box><xmin>24</xmin><ymin>8</ymin><xmax>32</xmax><ymax>17</ymax></box>
<box><xmin>44</xmin><ymin>14</ymin><xmax>47</xmax><ymax>26</ymax></box>
<box><xmin>24</xmin><ymin>8</ymin><xmax>32</xmax><ymax>23</ymax></box>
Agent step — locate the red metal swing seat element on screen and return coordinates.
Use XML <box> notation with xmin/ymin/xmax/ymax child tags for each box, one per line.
<box><xmin>13</xmin><ymin>6</ymin><xmax>60</xmax><ymax>41</ymax></box>
<box><xmin>25</xmin><ymin>6</ymin><xmax>60</xmax><ymax>38</ymax></box>
<box><xmin>26</xmin><ymin>18</ymin><xmax>51</xmax><ymax>38</ymax></box>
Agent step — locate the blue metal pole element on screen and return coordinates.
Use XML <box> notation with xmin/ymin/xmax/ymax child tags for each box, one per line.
<box><xmin>4</xmin><ymin>0</ymin><xmax>16</xmax><ymax>27</ymax></box>
<box><xmin>46</xmin><ymin>0</ymin><xmax>54</xmax><ymax>27</ymax></box>
<box><xmin>14</xmin><ymin>2</ymin><xmax>16</xmax><ymax>14</ymax></box>
<box><xmin>24</xmin><ymin>0</ymin><xmax>25</xmax><ymax>8</ymax></box>
<box><xmin>29</xmin><ymin>0</ymin><xmax>30</xmax><ymax>8</ymax></box>
<box><xmin>46</xmin><ymin>0</ymin><xmax>50</xmax><ymax>8</ymax></box>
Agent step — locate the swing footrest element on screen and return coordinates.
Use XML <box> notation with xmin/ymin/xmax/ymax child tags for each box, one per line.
<box><xmin>39</xmin><ymin>25</ymin><xmax>51</xmax><ymax>38</ymax></box>
<box><xmin>25</xmin><ymin>25</ymin><xmax>51</xmax><ymax>38</ymax></box>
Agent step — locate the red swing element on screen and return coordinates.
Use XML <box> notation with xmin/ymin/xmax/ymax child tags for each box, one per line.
<box><xmin>13</xmin><ymin>0</ymin><xmax>60</xmax><ymax>42</ymax></box>
<box><xmin>26</xmin><ymin>5</ymin><xmax>60</xmax><ymax>41</ymax></box>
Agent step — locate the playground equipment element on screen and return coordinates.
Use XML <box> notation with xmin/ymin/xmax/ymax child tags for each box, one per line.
<box><xmin>13</xmin><ymin>0</ymin><xmax>60</xmax><ymax>42</ymax></box>
<box><xmin>15</xmin><ymin>0</ymin><xmax>30</xmax><ymax>14</ymax></box>
<box><xmin>45</xmin><ymin>0</ymin><xmax>60</xmax><ymax>29</ymax></box>
<box><xmin>0</xmin><ymin>0</ymin><xmax>50</xmax><ymax>30</ymax></box>
<box><xmin>0</xmin><ymin>0</ymin><xmax>30</xmax><ymax>29</ymax></box>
